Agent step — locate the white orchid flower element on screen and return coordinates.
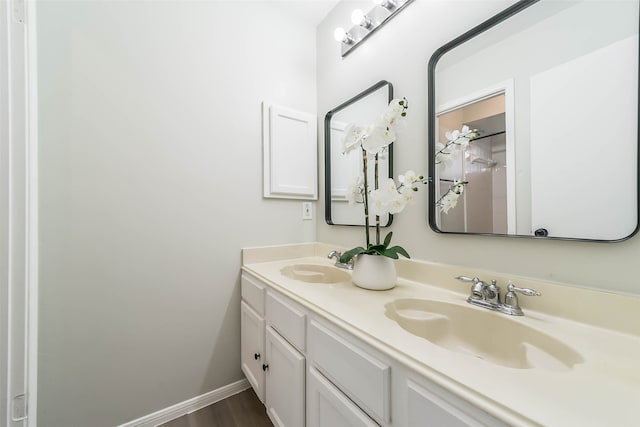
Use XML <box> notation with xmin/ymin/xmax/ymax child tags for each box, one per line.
<box><xmin>439</xmin><ymin>192</ymin><xmax>460</xmax><ymax>214</ymax></box>
<box><xmin>342</xmin><ymin>123</ymin><xmax>368</xmax><ymax>154</ymax></box>
<box><xmin>362</xmin><ymin>125</ymin><xmax>394</xmax><ymax>154</ymax></box>
<box><xmin>380</xmin><ymin>98</ymin><xmax>407</xmax><ymax>130</ymax></box>
<box><xmin>368</xmin><ymin>189</ymin><xmax>390</xmax><ymax>217</ymax></box>
<box><xmin>346</xmin><ymin>175</ymin><xmax>364</xmax><ymax>205</ymax></box>
<box><xmin>399</xmin><ymin>170</ymin><xmax>418</xmax><ymax>186</ymax></box>
<box><xmin>444</xmin><ymin>125</ymin><xmax>477</xmax><ymax>149</ymax></box>
<box><xmin>435</xmin><ymin>142</ymin><xmax>449</xmax><ymax>166</ymax></box>
<box><xmin>387</xmin><ymin>193</ymin><xmax>407</xmax><ymax>214</ymax></box>
<box><xmin>438</xmin><ymin>179</ymin><xmax>466</xmax><ymax>213</ymax></box>
<box><xmin>445</xmin><ymin>129</ymin><xmax>460</xmax><ymax>142</ymax></box>
<box><xmin>380</xmin><ymin>178</ymin><xmax>397</xmax><ymax>192</ymax></box>
<box><xmin>369</xmin><ymin>179</ymin><xmax>408</xmax><ymax>216</ymax></box>
<box><xmin>399</xmin><ymin>186</ymin><xmax>416</xmax><ymax>204</ymax></box>
<box><xmin>436</xmin><ymin>152</ymin><xmax>454</xmax><ymax>168</ymax></box>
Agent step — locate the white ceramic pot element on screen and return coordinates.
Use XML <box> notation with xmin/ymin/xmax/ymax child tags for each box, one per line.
<box><xmin>352</xmin><ymin>254</ymin><xmax>397</xmax><ymax>291</ymax></box>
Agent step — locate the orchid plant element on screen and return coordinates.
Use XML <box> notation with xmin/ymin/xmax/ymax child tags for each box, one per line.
<box><xmin>434</xmin><ymin>125</ymin><xmax>478</xmax><ymax>214</ymax></box>
<box><xmin>339</xmin><ymin>98</ymin><xmax>427</xmax><ymax>263</ymax></box>
<box><xmin>338</xmin><ymin>99</ymin><xmax>478</xmax><ymax>264</ymax></box>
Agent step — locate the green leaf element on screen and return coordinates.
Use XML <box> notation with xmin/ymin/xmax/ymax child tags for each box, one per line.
<box><xmin>383</xmin><ymin>232</ymin><xmax>393</xmax><ymax>248</ymax></box>
<box><xmin>388</xmin><ymin>245</ymin><xmax>411</xmax><ymax>259</ymax></box>
<box><xmin>339</xmin><ymin>247</ymin><xmax>366</xmax><ymax>263</ymax></box>
<box><xmin>380</xmin><ymin>249</ymin><xmax>399</xmax><ymax>259</ymax></box>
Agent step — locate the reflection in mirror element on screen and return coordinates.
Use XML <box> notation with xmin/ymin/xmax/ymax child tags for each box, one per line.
<box><xmin>428</xmin><ymin>0</ymin><xmax>639</xmax><ymax>241</ymax></box>
<box><xmin>325</xmin><ymin>81</ymin><xmax>393</xmax><ymax>226</ymax></box>
<box><xmin>436</xmin><ymin>93</ymin><xmax>510</xmax><ymax>234</ymax></box>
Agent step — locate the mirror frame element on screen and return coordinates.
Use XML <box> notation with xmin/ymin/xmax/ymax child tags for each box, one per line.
<box><xmin>427</xmin><ymin>0</ymin><xmax>640</xmax><ymax>242</ymax></box>
<box><xmin>325</xmin><ymin>80</ymin><xmax>394</xmax><ymax>226</ymax></box>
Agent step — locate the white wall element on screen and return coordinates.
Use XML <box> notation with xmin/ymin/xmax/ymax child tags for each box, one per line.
<box><xmin>37</xmin><ymin>1</ymin><xmax>318</xmax><ymax>425</ymax></box>
<box><xmin>317</xmin><ymin>0</ymin><xmax>640</xmax><ymax>295</ymax></box>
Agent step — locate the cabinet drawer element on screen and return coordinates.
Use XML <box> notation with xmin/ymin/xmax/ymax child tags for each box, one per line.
<box><xmin>266</xmin><ymin>291</ymin><xmax>306</xmax><ymax>352</ymax></box>
<box><xmin>308</xmin><ymin>366</ymin><xmax>378</xmax><ymax>427</ymax></box>
<box><xmin>242</xmin><ymin>273</ymin><xmax>266</xmax><ymax>316</ymax></box>
<box><xmin>308</xmin><ymin>320</ymin><xmax>390</xmax><ymax>424</ymax></box>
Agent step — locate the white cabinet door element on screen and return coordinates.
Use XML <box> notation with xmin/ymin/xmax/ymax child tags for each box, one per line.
<box><xmin>307</xmin><ymin>367</ymin><xmax>378</xmax><ymax>427</ymax></box>
<box><xmin>241</xmin><ymin>301</ymin><xmax>265</xmax><ymax>402</ymax></box>
<box><xmin>406</xmin><ymin>378</ymin><xmax>507</xmax><ymax>427</ymax></box>
<box><xmin>265</xmin><ymin>326</ymin><xmax>305</xmax><ymax>427</ymax></box>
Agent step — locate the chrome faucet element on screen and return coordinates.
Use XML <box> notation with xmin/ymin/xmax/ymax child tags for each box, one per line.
<box><xmin>455</xmin><ymin>276</ymin><xmax>540</xmax><ymax>316</ymax></box>
<box><xmin>328</xmin><ymin>251</ymin><xmax>353</xmax><ymax>270</ymax></box>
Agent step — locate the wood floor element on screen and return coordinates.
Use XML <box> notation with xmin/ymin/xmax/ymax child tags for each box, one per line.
<box><xmin>159</xmin><ymin>388</ymin><xmax>273</xmax><ymax>427</ymax></box>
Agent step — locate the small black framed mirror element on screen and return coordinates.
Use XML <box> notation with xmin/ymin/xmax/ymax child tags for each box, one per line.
<box><xmin>428</xmin><ymin>0</ymin><xmax>639</xmax><ymax>241</ymax></box>
<box><xmin>325</xmin><ymin>80</ymin><xmax>394</xmax><ymax>226</ymax></box>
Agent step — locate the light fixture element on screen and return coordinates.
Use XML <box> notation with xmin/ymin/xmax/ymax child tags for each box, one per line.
<box><xmin>334</xmin><ymin>0</ymin><xmax>414</xmax><ymax>57</ymax></box>
<box><xmin>351</xmin><ymin>9</ymin><xmax>372</xmax><ymax>29</ymax></box>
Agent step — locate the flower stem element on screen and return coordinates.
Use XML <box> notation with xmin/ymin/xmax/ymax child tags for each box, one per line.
<box><xmin>375</xmin><ymin>153</ymin><xmax>380</xmax><ymax>245</ymax></box>
<box><xmin>362</xmin><ymin>148</ymin><xmax>370</xmax><ymax>247</ymax></box>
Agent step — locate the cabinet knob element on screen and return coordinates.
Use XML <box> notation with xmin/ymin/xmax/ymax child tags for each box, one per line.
<box><xmin>254</xmin><ymin>353</ymin><xmax>261</xmax><ymax>360</ymax></box>
<box><xmin>262</xmin><ymin>364</ymin><xmax>269</xmax><ymax>372</ymax></box>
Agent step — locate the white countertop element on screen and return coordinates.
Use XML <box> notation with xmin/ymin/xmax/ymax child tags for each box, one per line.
<box><xmin>242</xmin><ymin>244</ymin><xmax>640</xmax><ymax>427</ymax></box>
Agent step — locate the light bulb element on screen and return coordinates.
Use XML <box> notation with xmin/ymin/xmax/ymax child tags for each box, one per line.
<box><xmin>333</xmin><ymin>27</ymin><xmax>347</xmax><ymax>42</ymax></box>
<box><xmin>373</xmin><ymin>0</ymin><xmax>396</xmax><ymax>8</ymax></box>
<box><xmin>351</xmin><ymin>9</ymin><xmax>365</xmax><ymax>26</ymax></box>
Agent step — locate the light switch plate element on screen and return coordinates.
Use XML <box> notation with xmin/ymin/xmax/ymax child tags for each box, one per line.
<box><xmin>302</xmin><ymin>202</ymin><xmax>312</xmax><ymax>220</ymax></box>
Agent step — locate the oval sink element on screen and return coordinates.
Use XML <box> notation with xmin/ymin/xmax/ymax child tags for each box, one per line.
<box><xmin>385</xmin><ymin>298</ymin><xmax>584</xmax><ymax>372</ymax></box>
<box><xmin>280</xmin><ymin>264</ymin><xmax>351</xmax><ymax>284</ymax></box>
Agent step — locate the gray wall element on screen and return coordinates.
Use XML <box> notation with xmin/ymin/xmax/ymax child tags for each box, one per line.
<box><xmin>37</xmin><ymin>1</ymin><xmax>318</xmax><ymax>426</ymax></box>
<box><xmin>316</xmin><ymin>0</ymin><xmax>640</xmax><ymax>295</ymax></box>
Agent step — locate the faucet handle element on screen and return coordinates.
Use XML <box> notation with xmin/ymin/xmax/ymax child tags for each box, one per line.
<box><xmin>504</xmin><ymin>281</ymin><xmax>540</xmax><ymax>316</ymax></box>
<box><xmin>456</xmin><ymin>276</ymin><xmax>485</xmax><ymax>300</ymax></box>
<box><xmin>455</xmin><ymin>275</ymin><xmax>480</xmax><ymax>283</ymax></box>
<box><xmin>507</xmin><ymin>282</ymin><xmax>541</xmax><ymax>297</ymax></box>
<box><xmin>328</xmin><ymin>250</ymin><xmax>342</xmax><ymax>260</ymax></box>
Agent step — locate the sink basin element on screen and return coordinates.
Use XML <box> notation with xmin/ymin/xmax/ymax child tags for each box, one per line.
<box><xmin>280</xmin><ymin>264</ymin><xmax>351</xmax><ymax>284</ymax></box>
<box><xmin>385</xmin><ymin>298</ymin><xmax>584</xmax><ymax>372</ymax></box>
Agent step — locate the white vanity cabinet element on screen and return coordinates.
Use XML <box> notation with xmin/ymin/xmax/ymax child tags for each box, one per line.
<box><xmin>241</xmin><ymin>270</ymin><xmax>507</xmax><ymax>427</ymax></box>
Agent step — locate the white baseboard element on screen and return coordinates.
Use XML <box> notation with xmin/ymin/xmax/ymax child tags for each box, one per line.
<box><xmin>118</xmin><ymin>378</ymin><xmax>250</xmax><ymax>427</ymax></box>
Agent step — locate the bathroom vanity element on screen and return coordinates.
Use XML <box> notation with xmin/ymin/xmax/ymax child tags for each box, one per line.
<box><xmin>240</xmin><ymin>243</ymin><xmax>640</xmax><ymax>427</ymax></box>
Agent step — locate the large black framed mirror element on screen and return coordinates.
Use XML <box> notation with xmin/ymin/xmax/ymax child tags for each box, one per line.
<box><xmin>325</xmin><ymin>80</ymin><xmax>394</xmax><ymax>226</ymax></box>
<box><xmin>428</xmin><ymin>0</ymin><xmax>639</xmax><ymax>241</ymax></box>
